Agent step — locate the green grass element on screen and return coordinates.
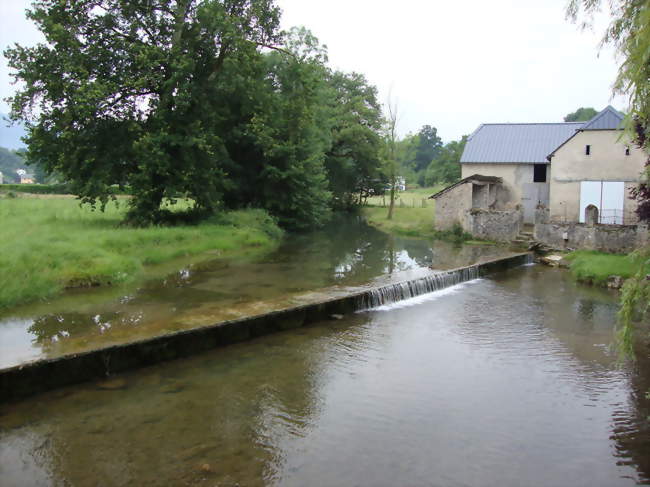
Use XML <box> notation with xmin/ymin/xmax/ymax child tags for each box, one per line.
<box><xmin>361</xmin><ymin>206</ymin><xmax>437</xmax><ymax>238</ymax></box>
<box><xmin>564</xmin><ymin>250</ymin><xmax>648</xmax><ymax>285</ymax></box>
<box><xmin>0</xmin><ymin>195</ymin><xmax>283</xmax><ymax>310</ymax></box>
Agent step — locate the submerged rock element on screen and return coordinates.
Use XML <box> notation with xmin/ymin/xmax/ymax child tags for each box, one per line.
<box><xmin>538</xmin><ymin>254</ymin><xmax>564</xmax><ymax>267</ymax></box>
<box><xmin>607</xmin><ymin>275</ymin><xmax>624</xmax><ymax>289</ymax></box>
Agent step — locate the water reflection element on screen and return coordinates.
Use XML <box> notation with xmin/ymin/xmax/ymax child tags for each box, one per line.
<box><xmin>1</xmin><ymin>267</ymin><xmax>649</xmax><ymax>486</ymax></box>
<box><xmin>0</xmin><ymin>215</ymin><xmax>514</xmax><ymax>367</ymax></box>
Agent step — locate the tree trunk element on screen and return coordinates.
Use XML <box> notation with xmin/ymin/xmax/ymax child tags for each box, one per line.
<box><xmin>387</xmin><ymin>179</ymin><xmax>395</xmax><ymax>220</ymax></box>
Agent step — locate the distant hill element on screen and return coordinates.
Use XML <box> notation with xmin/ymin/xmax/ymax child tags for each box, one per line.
<box><xmin>0</xmin><ymin>113</ymin><xmax>26</xmax><ymax>150</ymax></box>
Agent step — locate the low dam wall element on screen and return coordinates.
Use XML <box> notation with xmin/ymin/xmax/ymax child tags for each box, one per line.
<box><xmin>0</xmin><ymin>253</ymin><xmax>531</xmax><ymax>403</ymax></box>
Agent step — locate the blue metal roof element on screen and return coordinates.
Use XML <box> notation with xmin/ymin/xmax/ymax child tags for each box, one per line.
<box><xmin>460</xmin><ymin>122</ymin><xmax>584</xmax><ymax>164</ymax></box>
<box><xmin>581</xmin><ymin>105</ymin><xmax>624</xmax><ymax>130</ymax></box>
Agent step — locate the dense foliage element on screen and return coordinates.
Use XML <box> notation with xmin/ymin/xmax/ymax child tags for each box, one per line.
<box><xmin>394</xmin><ymin>128</ymin><xmax>466</xmax><ymax>188</ymax></box>
<box><xmin>0</xmin><ymin>183</ymin><xmax>72</xmax><ymax>194</ymax></box>
<box><xmin>563</xmin><ymin>107</ymin><xmax>598</xmax><ymax>122</ymax></box>
<box><xmin>5</xmin><ymin>1</ymin><xmax>386</xmax><ymax>229</ymax></box>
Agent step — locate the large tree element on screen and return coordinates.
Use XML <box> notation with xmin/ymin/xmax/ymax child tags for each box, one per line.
<box><xmin>413</xmin><ymin>125</ymin><xmax>442</xmax><ymax>173</ymax></box>
<box><xmin>324</xmin><ymin>71</ymin><xmax>385</xmax><ymax>209</ymax></box>
<box><xmin>424</xmin><ymin>136</ymin><xmax>467</xmax><ymax>186</ymax></box>
<box><xmin>563</xmin><ymin>107</ymin><xmax>598</xmax><ymax>122</ymax></box>
<box><xmin>5</xmin><ymin>0</ymin><xmax>282</xmax><ymax>224</ymax></box>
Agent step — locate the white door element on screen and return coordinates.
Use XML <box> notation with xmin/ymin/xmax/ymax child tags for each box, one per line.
<box><xmin>579</xmin><ymin>181</ymin><xmax>625</xmax><ymax>224</ymax></box>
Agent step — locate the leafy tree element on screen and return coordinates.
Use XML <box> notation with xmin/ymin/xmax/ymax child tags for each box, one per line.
<box><xmin>424</xmin><ymin>136</ymin><xmax>467</xmax><ymax>186</ymax></box>
<box><xmin>5</xmin><ymin>0</ymin><xmax>282</xmax><ymax>224</ymax></box>
<box><xmin>241</xmin><ymin>28</ymin><xmax>333</xmax><ymax>229</ymax></box>
<box><xmin>394</xmin><ymin>133</ymin><xmax>419</xmax><ymax>184</ymax></box>
<box><xmin>324</xmin><ymin>71</ymin><xmax>385</xmax><ymax>209</ymax></box>
<box><xmin>413</xmin><ymin>125</ymin><xmax>442</xmax><ymax>173</ymax></box>
<box><xmin>563</xmin><ymin>107</ymin><xmax>598</xmax><ymax>122</ymax></box>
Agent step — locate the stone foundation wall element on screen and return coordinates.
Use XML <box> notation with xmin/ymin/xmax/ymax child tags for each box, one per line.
<box><xmin>535</xmin><ymin>222</ymin><xmax>649</xmax><ymax>253</ymax></box>
<box><xmin>465</xmin><ymin>208</ymin><xmax>523</xmax><ymax>242</ymax></box>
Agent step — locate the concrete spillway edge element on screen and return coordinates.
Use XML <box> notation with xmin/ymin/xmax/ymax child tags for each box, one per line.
<box><xmin>0</xmin><ymin>252</ymin><xmax>531</xmax><ymax>403</ymax></box>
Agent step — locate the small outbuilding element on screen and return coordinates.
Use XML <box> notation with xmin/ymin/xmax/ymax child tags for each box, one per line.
<box><xmin>429</xmin><ymin>174</ymin><xmax>524</xmax><ymax>241</ymax></box>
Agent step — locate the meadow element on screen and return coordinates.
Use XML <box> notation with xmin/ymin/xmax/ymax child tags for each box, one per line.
<box><xmin>0</xmin><ymin>194</ymin><xmax>282</xmax><ymax>310</ymax></box>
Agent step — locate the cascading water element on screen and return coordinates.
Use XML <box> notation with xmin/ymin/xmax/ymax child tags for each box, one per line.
<box><xmin>356</xmin><ymin>265</ymin><xmax>480</xmax><ymax>310</ymax></box>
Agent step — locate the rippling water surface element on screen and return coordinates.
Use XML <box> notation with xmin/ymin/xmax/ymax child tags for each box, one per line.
<box><xmin>1</xmin><ymin>265</ymin><xmax>649</xmax><ymax>486</ymax></box>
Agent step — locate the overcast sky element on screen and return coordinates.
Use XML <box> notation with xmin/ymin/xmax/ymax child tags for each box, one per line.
<box><xmin>0</xmin><ymin>0</ymin><xmax>625</xmax><ymax>141</ymax></box>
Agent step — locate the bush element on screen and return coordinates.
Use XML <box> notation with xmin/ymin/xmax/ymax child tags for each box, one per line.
<box><xmin>0</xmin><ymin>183</ymin><xmax>72</xmax><ymax>194</ymax></box>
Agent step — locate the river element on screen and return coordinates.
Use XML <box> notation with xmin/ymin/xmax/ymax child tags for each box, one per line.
<box><xmin>1</xmin><ymin>264</ymin><xmax>649</xmax><ymax>486</ymax></box>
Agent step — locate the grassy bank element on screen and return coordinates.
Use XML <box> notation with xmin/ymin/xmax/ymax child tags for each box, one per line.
<box><xmin>362</xmin><ymin>205</ymin><xmax>438</xmax><ymax>238</ymax></box>
<box><xmin>564</xmin><ymin>250</ymin><xmax>648</xmax><ymax>286</ymax></box>
<box><xmin>0</xmin><ymin>196</ymin><xmax>282</xmax><ymax>310</ymax></box>
<box><xmin>362</xmin><ymin>187</ymin><xmax>437</xmax><ymax>238</ymax></box>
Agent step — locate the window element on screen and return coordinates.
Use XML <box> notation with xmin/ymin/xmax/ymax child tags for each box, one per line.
<box><xmin>625</xmin><ymin>146</ymin><xmax>630</xmax><ymax>156</ymax></box>
<box><xmin>533</xmin><ymin>164</ymin><xmax>547</xmax><ymax>183</ymax></box>
<box><xmin>585</xmin><ymin>145</ymin><xmax>591</xmax><ymax>155</ymax></box>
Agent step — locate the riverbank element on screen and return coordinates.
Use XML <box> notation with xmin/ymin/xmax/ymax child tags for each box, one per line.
<box><xmin>564</xmin><ymin>250</ymin><xmax>648</xmax><ymax>286</ymax></box>
<box><xmin>0</xmin><ymin>196</ymin><xmax>283</xmax><ymax>310</ymax></box>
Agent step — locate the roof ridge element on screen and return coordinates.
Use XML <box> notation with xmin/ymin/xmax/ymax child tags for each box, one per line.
<box><xmin>581</xmin><ymin>106</ymin><xmax>624</xmax><ymax>130</ymax></box>
<box><xmin>479</xmin><ymin>122</ymin><xmax>584</xmax><ymax>126</ymax></box>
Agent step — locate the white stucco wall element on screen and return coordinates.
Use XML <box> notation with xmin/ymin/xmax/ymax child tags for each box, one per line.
<box><xmin>549</xmin><ymin>130</ymin><xmax>646</xmax><ymax>223</ymax></box>
<box><xmin>461</xmin><ymin>163</ymin><xmax>527</xmax><ymax>205</ymax></box>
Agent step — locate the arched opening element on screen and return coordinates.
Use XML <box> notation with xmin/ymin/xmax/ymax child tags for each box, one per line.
<box><xmin>585</xmin><ymin>204</ymin><xmax>599</xmax><ymax>226</ymax></box>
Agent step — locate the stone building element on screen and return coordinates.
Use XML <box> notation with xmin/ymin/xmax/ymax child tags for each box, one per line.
<box><xmin>459</xmin><ymin>106</ymin><xmax>646</xmax><ymax>225</ymax></box>
<box><xmin>546</xmin><ymin>106</ymin><xmax>646</xmax><ymax>224</ymax></box>
<box><xmin>429</xmin><ymin>174</ymin><xmax>523</xmax><ymax>241</ymax></box>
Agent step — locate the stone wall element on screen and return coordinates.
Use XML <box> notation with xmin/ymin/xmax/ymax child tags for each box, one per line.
<box><xmin>434</xmin><ymin>182</ymin><xmax>472</xmax><ymax>231</ymax></box>
<box><xmin>465</xmin><ymin>208</ymin><xmax>523</xmax><ymax>242</ymax></box>
<box><xmin>534</xmin><ymin>222</ymin><xmax>649</xmax><ymax>253</ymax></box>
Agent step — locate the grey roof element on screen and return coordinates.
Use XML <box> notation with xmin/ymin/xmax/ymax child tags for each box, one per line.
<box><xmin>547</xmin><ymin>106</ymin><xmax>626</xmax><ymax>159</ymax></box>
<box><xmin>460</xmin><ymin>122</ymin><xmax>584</xmax><ymax>164</ymax></box>
<box><xmin>429</xmin><ymin>174</ymin><xmax>502</xmax><ymax>199</ymax></box>
<box><xmin>581</xmin><ymin>105</ymin><xmax>624</xmax><ymax>130</ymax></box>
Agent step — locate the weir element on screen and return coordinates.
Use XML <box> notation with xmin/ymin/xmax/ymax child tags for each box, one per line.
<box><xmin>357</xmin><ymin>265</ymin><xmax>480</xmax><ymax>310</ymax></box>
<box><xmin>0</xmin><ymin>252</ymin><xmax>532</xmax><ymax>403</ymax></box>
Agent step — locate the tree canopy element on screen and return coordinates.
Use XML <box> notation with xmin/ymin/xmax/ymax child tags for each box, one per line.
<box><xmin>563</xmin><ymin>107</ymin><xmax>598</xmax><ymax>122</ymax></box>
<box><xmin>424</xmin><ymin>136</ymin><xmax>467</xmax><ymax>187</ymax></box>
<box><xmin>413</xmin><ymin>125</ymin><xmax>442</xmax><ymax>173</ymax></box>
<box><xmin>5</xmin><ymin>1</ymin><xmax>385</xmax><ymax>229</ymax></box>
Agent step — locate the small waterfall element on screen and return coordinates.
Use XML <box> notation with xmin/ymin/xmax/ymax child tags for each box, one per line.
<box><xmin>357</xmin><ymin>265</ymin><xmax>480</xmax><ymax>310</ymax></box>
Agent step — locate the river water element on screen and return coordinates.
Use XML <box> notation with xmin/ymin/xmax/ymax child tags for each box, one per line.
<box><xmin>1</xmin><ymin>265</ymin><xmax>649</xmax><ymax>486</ymax></box>
<box><xmin>0</xmin><ymin>216</ymin><xmax>513</xmax><ymax>368</ymax></box>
